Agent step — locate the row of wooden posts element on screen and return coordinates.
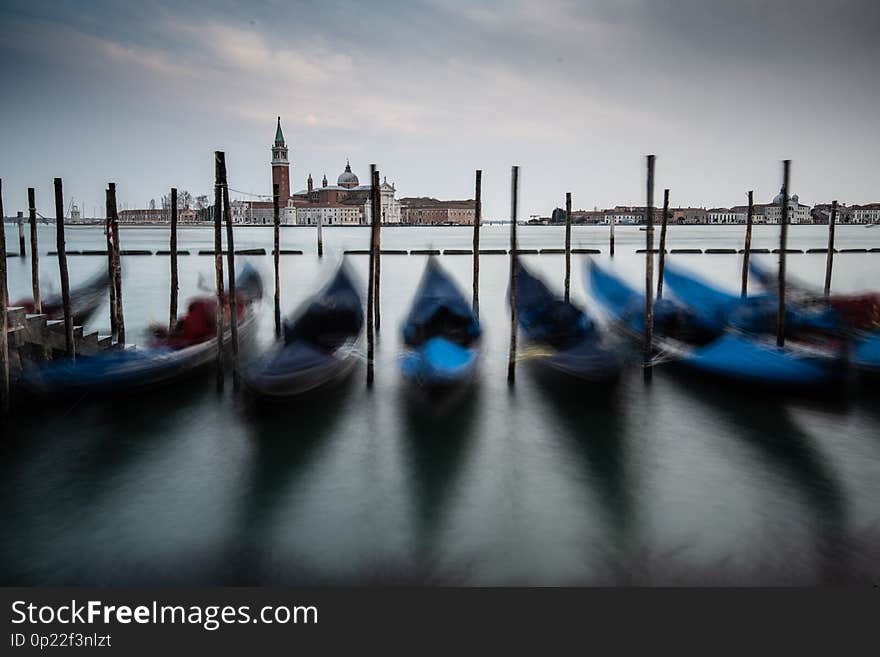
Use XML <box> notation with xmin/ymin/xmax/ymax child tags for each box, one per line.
<box><xmin>0</xmin><ymin>157</ymin><xmax>844</xmax><ymax>416</ymax></box>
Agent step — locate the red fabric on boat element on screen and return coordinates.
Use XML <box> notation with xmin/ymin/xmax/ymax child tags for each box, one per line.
<box><xmin>158</xmin><ymin>297</ymin><xmax>218</xmax><ymax>349</ymax></box>
<box><xmin>11</xmin><ymin>298</ymin><xmax>36</xmax><ymax>314</ymax></box>
<box><xmin>830</xmin><ymin>293</ymin><xmax>880</xmax><ymax>330</ymax></box>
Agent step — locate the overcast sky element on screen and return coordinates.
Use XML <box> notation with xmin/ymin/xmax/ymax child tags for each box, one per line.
<box><xmin>1</xmin><ymin>0</ymin><xmax>878</xmax><ymax>219</ymax></box>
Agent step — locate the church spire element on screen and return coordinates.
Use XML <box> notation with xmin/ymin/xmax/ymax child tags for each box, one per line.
<box><xmin>274</xmin><ymin>116</ymin><xmax>285</xmax><ymax>146</ymax></box>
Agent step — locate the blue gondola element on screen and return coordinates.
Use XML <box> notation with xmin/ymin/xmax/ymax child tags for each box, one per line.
<box><xmin>244</xmin><ymin>264</ymin><xmax>364</xmax><ymax>398</ymax></box>
<box><xmin>19</xmin><ymin>263</ymin><xmax>264</xmax><ymax>396</ymax></box>
<box><xmin>400</xmin><ymin>258</ymin><xmax>481</xmax><ymax>387</ymax></box>
<box><xmin>747</xmin><ymin>260</ymin><xmax>880</xmax><ymax>376</ymax></box>
<box><xmin>514</xmin><ymin>261</ymin><xmax>621</xmax><ymax>382</ymax></box>
<box><xmin>587</xmin><ymin>260</ymin><xmax>844</xmax><ymax>390</ymax></box>
<box><xmin>663</xmin><ymin>262</ymin><xmax>839</xmax><ymax>335</ymax></box>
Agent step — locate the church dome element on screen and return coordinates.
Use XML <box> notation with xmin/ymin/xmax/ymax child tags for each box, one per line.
<box><xmin>337</xmin><ymin>160</ymin><xmax>359</xmax><ymax>188</ymax></box>
<box><xmin>772</xmin><ymin>187</ymin><xmax>796</xmax><ymax>205</ymax></box>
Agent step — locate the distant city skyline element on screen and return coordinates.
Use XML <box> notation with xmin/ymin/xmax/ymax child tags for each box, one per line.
<box><xmin>1</xmin><ymin>1</ymin><xmax>878</xmax><ymax>219</ymax></box>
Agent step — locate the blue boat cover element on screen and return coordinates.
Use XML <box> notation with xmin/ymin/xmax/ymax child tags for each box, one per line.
<box><xmin>683</xmin><ymin>333</ymin><xmax>837</xmax><ymax>386</ymax></box>
<box><xmin>400</xmin><ymin>336</ymin><xmax>479</xmax><ymax>384</ymax></box>
<box><xmin>243</xmin><ymin>264</ymin><xmax>363</xmax><ymax>395</ymax></box>
<box><xmin>236</xmin><ymin>262</ymin><xmax>264</xmax><ymax>303</ymax></box>
<box><xmin>283</xmin><ymin>264</ymin><xmax>363</xmax><ymax>350</ymax></box>
<box><xmin>663</xmin><ymin>263</ymin><xmax>839</xmax><ymax>334</ymax></box>
<box><xmin>588</xmin><ymin>261</ymin><xmax>700</xmax><ymax>337</ymax></box>
<box><xmin>588</xmin><ymin>261</ymin><xmax>840</xmax><ymax>388</ymax></box>
<box><xmin>514</xmin><ymin>262</ymin><xmax>595</xmax><ymax>349</ymax></box>
<box><xmin>854</xmin><ymin>331</ymin><xmax>880</xmax><ymax>370</ymax></box>
<box><xmin>401</xmin><ymin>258</ymin><xmax>480</xmax><ymax>347</ymax></box>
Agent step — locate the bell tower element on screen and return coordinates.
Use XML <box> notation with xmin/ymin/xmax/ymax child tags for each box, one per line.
<box><xmin>272</xmin><ymin>116</ymin><xmax>290</xmax><ymax>201</ymax></box>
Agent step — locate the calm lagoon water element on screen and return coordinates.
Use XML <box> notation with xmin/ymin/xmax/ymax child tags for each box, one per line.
<box><xmin>2</xmin><ymin>224</ymin><xmax>879</xmax><ymax>585</ymax></box>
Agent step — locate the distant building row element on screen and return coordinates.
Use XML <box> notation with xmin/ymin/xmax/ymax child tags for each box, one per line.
<box><xmin>548</xmin><ymin>191</ymin><xmax>880</xmax><ymax>226</ymax></box>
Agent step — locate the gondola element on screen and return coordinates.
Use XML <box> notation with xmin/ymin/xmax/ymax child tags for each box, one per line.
<box><xmin>662</xmin><ymin>262</ymin><xmax>840</xmax><ymax>336</ymax></box>
<box><xmin>11</xmin><ymin>267</ymin><xmax>108</xmax><ymax>326</ymax></box>
<box><xmin>587</xmin><ymin>261</ymin><xmax>846</xmax><ymax>391</ymax></box>
<box><xmin>18</xmin><ymin>263</ymin><xmax>264</xmax><ymax>396</ymax></box>
<box><xmin>243</xmin><ymin>264</ymin><xmax>364</xmax><ymax>398</ymax></box>
<box><xmin>747</xmin><ymin>261</ymin><xmax>880</xmax><ymax>375</ymax></box>
<box><xmin>400</xmin><ymin>258</ymin><xmax>481</xmax><ymax>388</ymax></box>
<box><xmin>513</xmin><ymin>261</ymin><xmax>621</xmax><ymax>382</ymax></box>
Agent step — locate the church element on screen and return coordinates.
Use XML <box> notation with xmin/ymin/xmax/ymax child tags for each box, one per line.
<box><xmin>272</xmin><ymin>117</ymin><xmax>401</xmax><ymax>226</ymax></box>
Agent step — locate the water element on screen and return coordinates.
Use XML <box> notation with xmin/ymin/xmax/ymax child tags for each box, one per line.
<box><xmin>2</xmin><ymin>224</ymin><xmax>879</xmax><ymax>585</ymax></box>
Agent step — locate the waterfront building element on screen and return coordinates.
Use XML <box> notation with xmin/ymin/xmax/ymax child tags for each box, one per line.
<box><xmin>670</xmin><ymin>207</ymin><xmax>708</xmax><ymax>224</ymax></box>
<box><xmin>706</xmin><ymin>208</ymin><xmax>746</xmax><ymax>224</ymax></box>
<box><xmin>118</xmin><ymin>208</ymin><xmax>169</xmax><ymax>224</ymax></box>
<box><xmin>570</xmin><ymin>209</ymin><xmax>606</xmax><ymax>224</ymax></box>
<box><xmin>762</xmin><ymin>188</ymin><xmax>810</xmax><ymax>224</ymax></box>
<box><xmin>851</xmin><ymin>203</ymin><xmax>880</xmax><ymax>224</ymax></box>
<box><xmin>399</xmin><ymin>197</ymin><xmax>476</xmax><ymax>225</ymax></box>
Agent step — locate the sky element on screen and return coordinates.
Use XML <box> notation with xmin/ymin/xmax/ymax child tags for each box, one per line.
<box><xmin>1</xmin><ymin>0</ymin><xmax>878</xmax><ymax>219</ymax></box>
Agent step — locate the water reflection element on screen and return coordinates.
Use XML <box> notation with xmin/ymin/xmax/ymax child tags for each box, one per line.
<box><xmin>532</xmin><ymin>370</ymin><xmax>631</xmax><ymax>546</ymax></box>
<box><xmin>227</xmin><ymin>374</ymin><xmax>359</xmax><ymax>584</ymax></box>
<box><xmin>673</xmin><ymin>377</ymin><xmax>849</xmax><ymax>584</ymax></box>
<box><xmin>0</xmin><ymin>383</ymin><xmax>213</xmax><ymax>584</ymax></box>
<box><xmin>398</xmin><ymin>381</ymin><xmax>481</xmax><ymax>565</ymax></box>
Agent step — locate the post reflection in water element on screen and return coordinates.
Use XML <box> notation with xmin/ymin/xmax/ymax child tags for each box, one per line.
<box><xmin>672</xmin><ymin>376</ymin><xmax>849</xmax><ymax>585</ymax></box>
<box><xmin>531</xmin><ymin>371</ymin><xmax>632</xmax><ymax>562</ymax></box>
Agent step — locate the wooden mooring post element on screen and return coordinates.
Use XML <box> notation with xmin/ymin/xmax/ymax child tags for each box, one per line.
<box><xmin>104</xmin><ymin>187</ymin><xmax>117</xmax><ymax>338</ymax></box>
<box><xmin>1</xmin><ymin>179</ymin><xmax>9</xmax><ymax>416</ymax></box>
<box><xmin>777</xmin><ymin>160</ymin><xmax>790</xmax><ymax>348</ymax></box>
<box><xmin>741</xmin><ymin>190</ymin><xmax>754</xmax><ymax>298</ymax></box>
<box><xmin>372</xmin><ymin>169</ymin><xmax>382</xmax><ymax>333</ymax></box>
<box><xmin>824</xmin><ymin>200</ymin><xmax>837</xmax><ymax>297</ymax></box>
<box><xmin>507</xmin><ymin>165</ymin><xmax>520</xmax><ymax>384</ymax></box>
<box><xmin>108</xmin><ymin>183</ymin><xmax>124</xmax><ymax>345</ymax></box>
<box><xmin>366</xmin><ymin>164</ymin><xmax>378</xmax><ymax>386</ymax></box>
<box><xmin>643</xmin><ymin>156</ymin><xmax>656</xmax><ymax>382</ymax></box>
<box><xmin>28</xmin><ymin>188</ymin><xmax>41</xmax><ymax>314</ymax></box>
<box><xmin>169</xmin><ymin>187</ymin><xmax>179</xmax><ymax>330</ymax></box>
<box><xmin>656</xmin><ymin>189</ymin><xmax>669</xmax><ymax>299</ymax></box>
<box><xmin>17</xmin><ymin>214</ymin><xmax>26</xmax><ymax>258</ymax></box>
<box><xmin>609</xmin><ymin>210</ymin><xmax>616</xmax><ymax>257</ymax></box>
<box><xmin>564</xmin><ymin>191</ymin><xmax>572</xmax><ymax>303</ymax></box>
<box><xmin>472</xmin><ymin>169</ymin><xmax>482</xmax><ymax>318</ymax></box>
<box><xmin>213</xmin><ymin>152</ymin><xmax>226</xmax><ymax>392</ymax></box>
<box><xmin>273</xmin><ymin>183</ymin><xmax>281</xmax><ymax>339</ymax></box>
<box><xmin>54</xmin><ymin>178</ymin><xmax>74</xmax><ymax>359</ymax></box>
<box><xmin>219</xmin><ymin>152</ymin><xmax>240</xmax><ymax>390</ymax></box>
